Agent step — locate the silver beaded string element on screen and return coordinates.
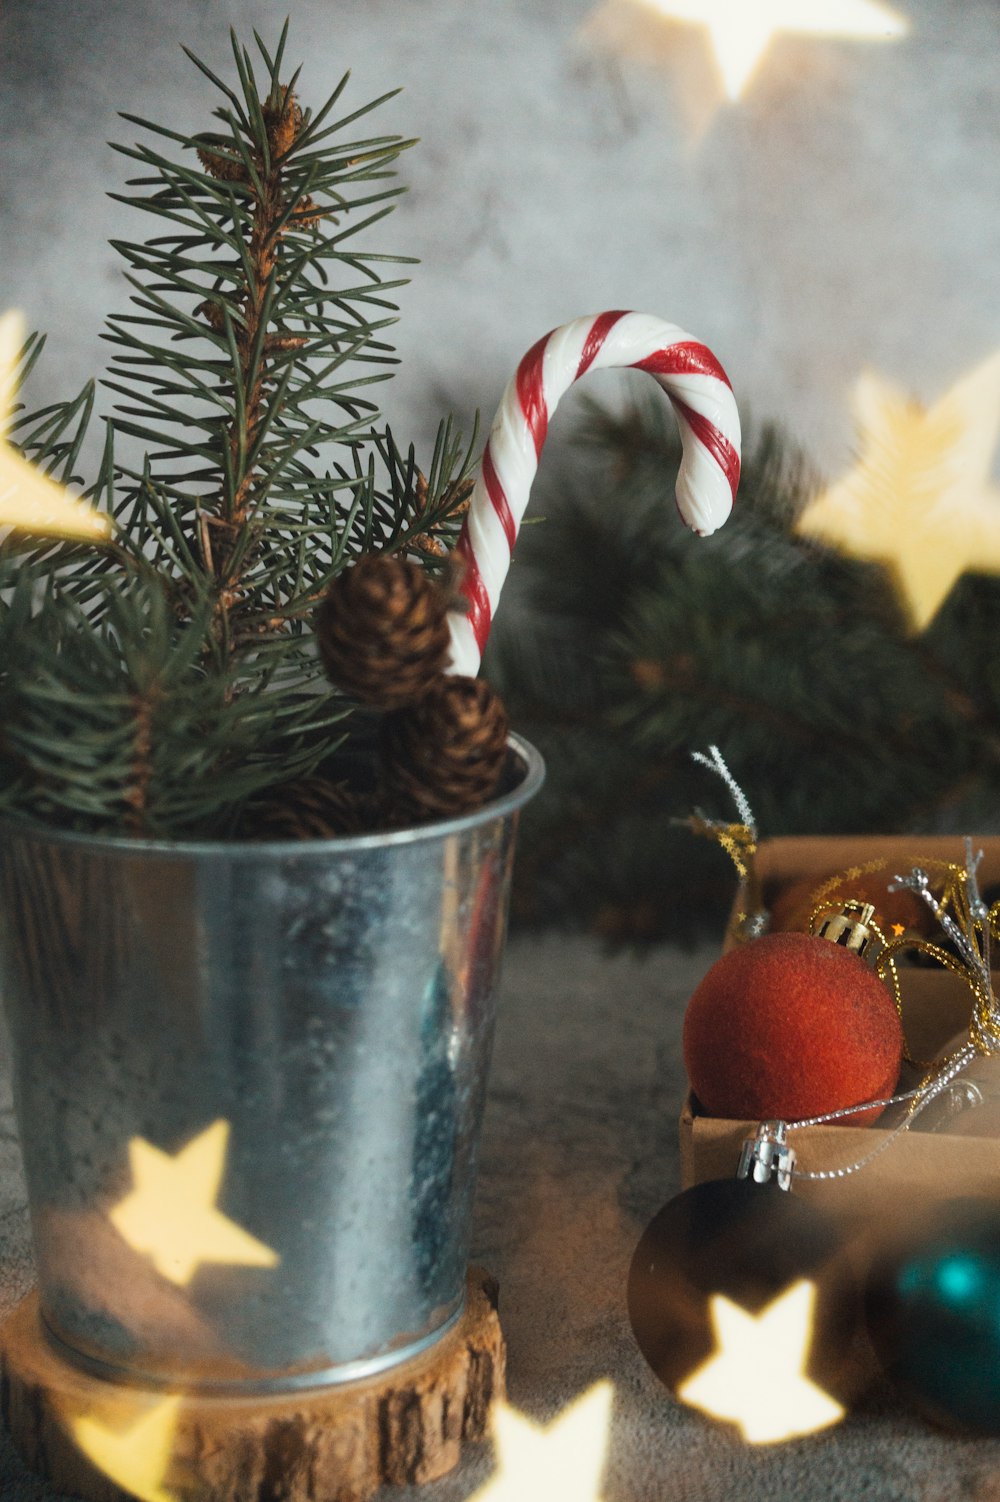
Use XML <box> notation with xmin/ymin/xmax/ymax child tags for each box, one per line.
<box><xmin>788</xmin><ymin>1046</ymin><xmax>979</xmax><ymax>1181</ymax></box>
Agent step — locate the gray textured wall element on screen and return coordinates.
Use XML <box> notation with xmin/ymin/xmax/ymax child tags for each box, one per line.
<box><xmin>1</xmin><ymin>0</ymin><xmax>998</xmax><ymax>480</ymax></box>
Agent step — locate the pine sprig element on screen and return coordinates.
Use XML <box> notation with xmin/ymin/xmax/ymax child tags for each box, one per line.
<box><xmin>0</xmin><ymin>25</ymin><xmax>474</xmax><ymax>839</ymax></box>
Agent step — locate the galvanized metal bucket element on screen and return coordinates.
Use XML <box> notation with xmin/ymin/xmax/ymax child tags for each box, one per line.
<box><xmin>0</xmin><ymin>735</ymin><xmax>543</xmax><ymax>1394</ymax></box>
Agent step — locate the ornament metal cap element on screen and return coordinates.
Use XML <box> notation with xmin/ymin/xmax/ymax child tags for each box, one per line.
<box><xmin>815</xmin><ymin>900</ymin><xmax>880</xmax><ymax>960</ymax></box>
<box><xmin>738</xmin><ymin>1120</ymin><xmax>796</xmax><ymax>1191</ymax></box>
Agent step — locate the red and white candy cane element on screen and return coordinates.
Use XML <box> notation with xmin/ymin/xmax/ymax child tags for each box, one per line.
<box><xmin>447</xmin><ymin>310</ymin><xmax>741</xmax><ymax>677</ymax></box>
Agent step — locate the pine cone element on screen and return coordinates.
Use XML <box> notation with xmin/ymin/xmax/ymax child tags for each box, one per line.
<box><xmin>379</xmin><ymin>676</ymin><xmax>510</xmax><ymax>823</ymax></box>
<box><xmin>316</xmin><ymin>554</ymin><xmax>452</xmax><ymax>710</ymax></box>
<box><xmin>243</xmin><ymin>776</ymin><xmax>375</xmax><ymax>841</ymax></box>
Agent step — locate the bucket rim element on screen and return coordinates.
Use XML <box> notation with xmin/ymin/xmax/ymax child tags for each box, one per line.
<box><xmin>0</xmin><ymin>733</ymin><xmax>545</xmax><ymax>861</ymax></box>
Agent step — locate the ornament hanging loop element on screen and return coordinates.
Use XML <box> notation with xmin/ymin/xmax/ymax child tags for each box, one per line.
<box><xmin>813</xmin><ymin>900</ymin><xmax>882</xmax><ymax>962</ymax></box>
<box><xmin>738</xmin><ymin>1120</ymin><xmax>796</xmax><ymax>1192</ymax></box>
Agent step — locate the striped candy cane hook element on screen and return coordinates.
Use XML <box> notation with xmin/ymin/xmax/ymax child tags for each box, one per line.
<box><xmin>448</xmin><ymin>310</ymin><xmax>741</xmax><ymax>677</ymax></box>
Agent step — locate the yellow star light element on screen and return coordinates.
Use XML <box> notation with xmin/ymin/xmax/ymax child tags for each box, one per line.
<box><xmin>69</xmin><ymin>1395</ymin><xmax>181</xmax><ymax>1502</ymax></box>
<box><xmin>636</xmin><ymin>0</ymin><xmax>907</xmax><ymax>99</ymax></box>
<box><xmin>0</xmin><ymin>310</ymin><xmax>112</xmax><ymax>540</ymax></box>
<box><xmin>678</xmin><ymin>1279</ymin><xmax>844</xmax><ymax>1443</ymax></box>
<box><xmin>109</xmin><ymin>1118</ymin><xmax>279</xmax><ymax>1286</ymax></box>
<box><xmin>470</xmin><ymin>1381</ymin><xmax>613</xmax><ymax>1501</ymax></box>
<box><xmin>796</xmin><ymin>354</ymin><xmax>1000</xmax><ymax>632</ymax></box>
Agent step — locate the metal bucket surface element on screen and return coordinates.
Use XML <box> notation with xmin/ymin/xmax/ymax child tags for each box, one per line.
<box><xmin>0</xmin><ymin>736</ymin><xmax>543</xmax><ymax>1393</ymax></box>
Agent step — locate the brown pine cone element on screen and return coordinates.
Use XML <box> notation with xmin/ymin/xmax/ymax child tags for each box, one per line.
<box><xmin>316</xmin><ymin>554</ymin><xmax>452</xmax><ymax>710</ymax></box>
<box><xmin>379</xmin><ymin>676</ymin><xmax>509</xmax><ymax>823</ymax></box>
<box><xmin>243</xmin><ymin>776</ymin><xmax>375</xmax><ymax>841</ymax></box>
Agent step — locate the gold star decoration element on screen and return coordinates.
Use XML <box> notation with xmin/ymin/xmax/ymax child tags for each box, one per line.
<box><xmin>634</xmin><ymin>0</ymin><xmax>907</xmax><ymax>99</ymax></box>
<box><xmin>677</xmin><ymin>1279</ymin><xmax>844</xmax><ymax>1443</ymax></box>
<box><xmin>796</xmin><ymin>353</ymin><xmax>1000</xmax><ymax>632</ymax></box>
<box><xmin>68</xmin><ymin>1395</ymin><xmax>181</xmax><ymax>1502</ymax></box>
<box><xmin>470</xmin><ymin>1381</ymin><xmax>613</xmax><ymax>1501</ymax></box>
<box><xmin>109</xmin><ymin>1118</ymin><xmax>279</xmax><ymax>1286</ymax></box>
<box><xmin>0</xmin><ymin>310</ymin><xmax>112</xmax><ymax>541</ymax></box>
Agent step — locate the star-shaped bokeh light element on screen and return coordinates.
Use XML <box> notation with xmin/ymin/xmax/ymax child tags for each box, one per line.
<box><xmin>0</xmin><ymin>310</ymin><xmax>112</xmax><ymax>540</ymax></box>
<box><xmin>678</xmin><ymin>1279</ymin><xmax>844</xmax><ymax>1442</ymax></box>
<box><xmin>110</xmin><ymin>1118</ymin><xmax>279</xmax><ymax>1285</ymax></box>
<box><xmin>634</xmin><ymin>0</ymin><xmax>907</xmax><ymax>98</ymax></box>
<box><xmin>470</xmin><ymin>1381</ymin><xmax>612</xmax><ymax>1501</ymax></box>
<box><xmin>796</xmin><ymin>353</ymin><xmax>1000</xmax><ymax>632</ymax></box>
<box><xmin>69</xmin><ymin>1395</ymin><xmax>181</xmax><ymax>1502</ymax></box>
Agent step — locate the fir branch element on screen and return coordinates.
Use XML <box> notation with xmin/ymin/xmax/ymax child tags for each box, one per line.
<box><xmin>0</xmin><ymin>26</ymin><xmax>477</xmax><ymax>840</ymax></box>
<box><xmin>489</xmin><ymin>387</ymin><xmax>1000</xmax><ymax>944</ymax></box>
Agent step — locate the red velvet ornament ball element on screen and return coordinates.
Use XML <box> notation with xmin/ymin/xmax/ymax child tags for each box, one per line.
<box><xmin>683</xmin><ymin>932</ymin><xmax>904</xmax><ymax>1124</ymax></box>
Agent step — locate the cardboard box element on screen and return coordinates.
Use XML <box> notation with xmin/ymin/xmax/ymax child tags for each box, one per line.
<box><xmin>679</xmin><ymin>835</ymin><xmax>1000</xmax><ymax>1241</ymax></box>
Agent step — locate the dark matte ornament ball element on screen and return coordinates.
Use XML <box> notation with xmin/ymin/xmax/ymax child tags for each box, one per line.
<box><xmin>867</xmin><ymin>1199</ymin><xmax>1000</xmax><ymax>1434</ymax></box>
<box><xmin>628</xmin><ymin>1177</ymin><xmax>860</xmax><ymax>1405</ymax></box>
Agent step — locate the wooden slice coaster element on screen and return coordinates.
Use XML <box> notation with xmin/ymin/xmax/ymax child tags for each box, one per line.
<box><xmin>0</xmin><ymin>1266</ymin><xmax>504</xmax><ymax>1502</ymax></box>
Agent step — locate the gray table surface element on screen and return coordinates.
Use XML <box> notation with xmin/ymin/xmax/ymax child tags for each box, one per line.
<box><xmin>3</xmin><ymin>934</ymin><xmax>1000</xmax><ymax>1501</ymax></box>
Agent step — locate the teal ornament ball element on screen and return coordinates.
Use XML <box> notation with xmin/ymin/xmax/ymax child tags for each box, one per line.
<box><xmin>866</xmin><ymin>1199</ymin><xmax>1000</xmax><ymax>1434</ymax></box>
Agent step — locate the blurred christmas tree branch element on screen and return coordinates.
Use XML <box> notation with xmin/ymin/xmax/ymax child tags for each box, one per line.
<box><xmin>487</xmin><ymin>383</ymin><xmax>1000</xmax><ymax>946</ymax></box>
